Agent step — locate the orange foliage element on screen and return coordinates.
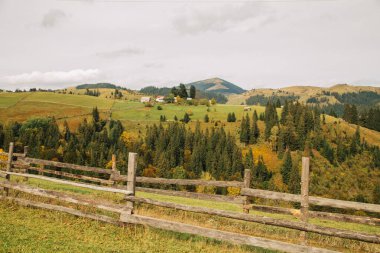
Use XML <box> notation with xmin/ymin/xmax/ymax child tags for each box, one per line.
<box><xmin>142</xmin><ymin>165</ymin><xmax>158</xmax><ymax>177</ymax></box>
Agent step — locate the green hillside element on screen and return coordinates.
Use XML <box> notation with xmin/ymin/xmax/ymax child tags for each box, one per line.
<box><xmin>186</xmin><ymin>78</ymin><xmax>246</xmax><ymax>94</ymax></box>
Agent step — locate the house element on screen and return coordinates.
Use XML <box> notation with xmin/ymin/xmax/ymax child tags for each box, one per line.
<box><xmin>156</xmin><ymin>96</ymin><xmax>165</xmax><ymax>103</ymax></box>
<box><xmin>186</xmin><ymin>97</ymin><xmax>192</xmax><ymax>101</ymax></box>
<box><xmin>140</xmin><ymin>96</ymin><xmax>151</xmax><ymax>103</ymax></box>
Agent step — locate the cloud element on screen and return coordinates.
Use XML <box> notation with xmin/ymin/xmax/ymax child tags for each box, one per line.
<box><xmin>96</xmin><ymin>47</ymin><xmax>145</xmax><ymax>58</ymax></box>
<box><xmin>173</xmin><ymin>3</ymin><xmax>269</xmax><ymax>35</ymax></box>
<box><xmin>41</xmin><ymin>9</ymin><xmax>67</xmax><ymax>28</ymax></box>
<box><xmin>143</xmin><ymin>62</ymin><xmax>164</xmax><ymax>69</ymax></box>
<box><xmin>0</xmin><ymin>69</ymin><xmax>101</xmax><ymax>88</ymax></box>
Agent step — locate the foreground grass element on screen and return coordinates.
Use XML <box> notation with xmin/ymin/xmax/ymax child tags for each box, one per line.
<box><xmin>0</xmin><ymin>201</ymin><xmax>269</xmax><ymax>253</ymax></box>
<box><xmin>2</xmin><ymin>176</ymin><xmax>379</xmax><ymax>252</ymax></box>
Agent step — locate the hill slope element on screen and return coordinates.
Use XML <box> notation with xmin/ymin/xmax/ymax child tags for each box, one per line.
<box><xmin>186</xmin><ymin>78</ymin><xmax>246</xmax><ymax>94</ymax></box>
<box><xmin>228</xmin><ymin>84</ymin><xmax>380</xmax><ymax>105</ymax></box>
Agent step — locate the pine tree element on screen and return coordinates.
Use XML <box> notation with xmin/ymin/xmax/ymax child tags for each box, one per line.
<box><xmin>179</xmin><ymin>84</ymin><xmax>188</xmax><ymax>98</ymax></box>
<box><xmin>281</xmin><ymin>150</ymin><xmax>292</xmax><ymax>184</ymax></box>
<box><xmin>190</xmin><ymin>85</ymin><xmax>196</xmax><ymax>99</ymax></box>
<box><xmin>249</xmin><ymin>112</ymin><xmax>259</xmax><ymax>144</ymax></box>
<box><xmin>92</xmin><ymin>107</ymin><xmax>100</xmax><ymax>123</ymax></box>
<box><xmin>288</xmin><ymin>162</ymin><xmax>300</xmax><ymax>194</ymax></box>
<box><xmin>204</xmin><ymin>114</ymin><xmax>209</xmax><ymax>123</ymax></box>
<box><xmin>275</xmin><ymin>98</ymin><xmax>281</xmax><ymax>108</ymax></box>
<box><xmin>231</xmin><ymin>112</ymin><xmax>236</xmax><ymax>122</ymax></box>
<box><xmin>183</xmin><ymin>113</ymin><xmax>190</xmax><ymax>123</ymax></box>
<box><xmin>244</xmin><ymin>149</ymin><xmax>254</xmax><ymax>173</ymax></box>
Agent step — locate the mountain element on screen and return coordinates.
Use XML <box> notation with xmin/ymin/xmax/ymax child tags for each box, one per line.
<box><xmin>186</xmin><ymin>78</ymin><xmax>246</xmax><ymax>94</ymax></box>
<box><xmin>76</xmin><ymin>83</ymin><xmax>127</xmax><ymax>90</ymax></box>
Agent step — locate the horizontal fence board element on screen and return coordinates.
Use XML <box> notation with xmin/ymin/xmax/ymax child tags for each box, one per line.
<box><xmin>0</xmin><ymin>181</ymin><xmax>128</xmax><ymax>214</ymax></box>
<box><xmin>23</xmin><ymin>157</ymin><xmax>113</xmax><ymax>175</ymax></box>
<box><xmin>136</xmin><ymin>187</ymin><xmax>244</xmax><ymax>204</ymax></box>
<box><xmin>27</xmin><ymin>166</ymin><xmax>114</xmax><ymax>185</ymax></box>
<box><xmin>126</xmin><ymin>196</ymin><xmax>380</xmax><ymax>244</ymax></box>
<box><xmin>6</xmin><ymin>172</ymin><xmax>133</xmax><ymax>195</ymax></box>
<box><xmin>136</xmin><ymin>177</ymin><xmax>244</xmax><ymax>188</ymax></box>
<box><xmin>247</xmin><ymin>204</ymin><xmax>380</xmax><ymax>226</ymax></box>
<box><xmin>241</xmin><ymin>188</ymin><xmax>380</xmax><ymax>213</ymax></box>
<box><xmin>121</xmin><ymin>214</ymin><xmax>338</xmax><ymax>253</ymax></box>
<box><xmin>0</xmin><ymin>196</ymin><xmax>122</xmax><ymax>225</ymax></box>
<box><xmin>0</xmin><ymin>152</ymin><xmax>24</xmax><ymax>157</ymax></box>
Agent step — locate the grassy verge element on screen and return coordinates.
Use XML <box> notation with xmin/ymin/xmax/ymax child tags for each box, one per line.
<box><xmin>2</xmin><ymin>176</ymin><xmax>380</xmax><ymax>252</ymax></box>
<box><xmin>0</xmin><ymin>201</ymin><xmax>269</xmax><ymax>253</ymax></box>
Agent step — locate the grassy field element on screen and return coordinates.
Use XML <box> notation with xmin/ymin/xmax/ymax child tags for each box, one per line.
<box><xmin>1</xmin><ymin>176</ymin><xmax>379</xmax><ymax>253</ymax></box>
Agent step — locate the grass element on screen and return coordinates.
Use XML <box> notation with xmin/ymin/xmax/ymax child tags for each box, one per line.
<box><xmin>2</xmin><ymin>176</ymin><xmax>380</xmax><ymax>252</ymax></box>
<box><xmin>0</xmin><ymin>92</ymin><xmax>29</xmax><ymax>108</ymax></box>
<box><xmin>0</xmin><ymin>201</ymin><xmax>268</xmax><ymax>253</ymax></box>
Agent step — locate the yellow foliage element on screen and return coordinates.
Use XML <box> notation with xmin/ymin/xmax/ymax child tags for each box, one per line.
<box><xmin>121</xmin><ymin>131</ymin><xmax>138</xmax><ymax>149</ymax></box>
<box><xmin>227</xmin><ymin>187</ymin><xmax>240</xmax><ymax>196</ymax></box>
<box><xmin>105</xmin><ymin>160</ymin><xmax>113</xmax><ymax>170</ymax></box>
<box><xmin>196</xmin><ymin>172</ymin><xmax>216</xmax><ymax>194</ymax></box>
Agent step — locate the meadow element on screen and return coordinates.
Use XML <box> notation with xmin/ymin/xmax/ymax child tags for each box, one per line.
<box><xmin>1</xmin><ymin>175</ymin><xmax>379</xmax><ymax>253</ymax></box>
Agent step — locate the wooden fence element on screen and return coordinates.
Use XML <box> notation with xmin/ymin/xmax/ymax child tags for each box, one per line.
<box><xmin>1</xmin><ymin>143</ymin><xmax>380</xmax><ymax>252</ymax></box>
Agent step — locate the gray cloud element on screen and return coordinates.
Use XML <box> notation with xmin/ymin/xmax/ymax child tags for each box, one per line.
<box><xmin>173</xmin><ymin>3</ymin><xmax>269</xmax><ymax>35</ymax></box>
<box><xmin>0</xmin><ymin>69</ymin><xmax>101</xmax><ymax>89</ymax></box>
<box><xmin>144</xmin><ymin>62</ymin><xmax>164</xmax><ymax>69</ymax></box>
<box><xmin>41</xmin><ymin>9</ymin><xmax>67</xmax><ymax>28</ymax></box>
<box><xmin>96</xmin><ymin>47</ymin><xmax>145</xmax><ymax>58</ymax></box>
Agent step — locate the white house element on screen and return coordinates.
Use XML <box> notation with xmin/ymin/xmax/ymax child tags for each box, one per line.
<box><xmin>140</xmin><ymin>96</ymin><xmax>151</xmax><ymax>103</ymax></box>
<box><xmin>156</xmin><ymin>96</ymin><xmax>165</xmax><ymax>103</ymax></box>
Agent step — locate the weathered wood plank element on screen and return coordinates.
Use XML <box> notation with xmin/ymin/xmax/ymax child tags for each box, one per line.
<box><xmin>124</xmin><ymin>153</ymin><xmax>137</xmax><ymax>216</ymax></box>
<box><xmin>0</xmin><ymin>181</ymin><xmax>129</xmax><ymax>214</ymax></box>
<box><xmin>136</xmin><ymin>177</ymin><xmax>244</xmax><ymax>188</ymax></box>
<box><xmin>126</xmin><ymin>196</ymin><xmax>380</xmax><ymax>244</ymax></box>
<box><xmin>246</xmin><ymin>204</ymin><xmax>380</xmax><ymax>226</ymax></box>
<box><xmin>5</xmin><ymin>172</ymin><xmax>133</xmax><ymax>195</ymax></box>
<box><xmin>136</xmin><ymin>187</ymin><xmax>244</xmax><ymax>204</ymax></box>
<box><xmin>241</xmin><ymin>188</ymin><xmax>380</xmax><ymax>213</ymax></box>
<box><xmin>27</xmin><ymin>166</ymin><xmax>114</xmax><ymax>185</ymax></box>
<box><xmin>121</xmin><ymin>214</ymin><xmax>338</xmax><ymax>253</ymax></box>
<box><xmin>22</xmin><ymin>157</ymin><xmax>113</xmax><ymax>175</ymax></box>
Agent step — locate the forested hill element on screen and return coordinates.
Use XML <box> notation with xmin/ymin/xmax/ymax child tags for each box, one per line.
<box><xmin>76</xmin><ymin>83</ymin><xmax>128</xmax><ymax>90</ymax></box>
<box><xmin>185</xmin><ymin>78</ymin><xmax>246</xmax><ymax>94</ymax></box>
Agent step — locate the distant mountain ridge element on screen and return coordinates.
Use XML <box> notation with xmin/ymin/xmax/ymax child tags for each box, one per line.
<box><xmin>185</xmin><ymin>78</ymin><xmax>246</xmax><ymax>94</ymax></box>
<box><xmin>227</xmin><ymin>84</ymin><xmax>380</xmax><ymax>105</ymax></box>
<box><xmin>76</xmin><ymin>83</ymin><xmax>127</xmax><ymax>90</ymax></box>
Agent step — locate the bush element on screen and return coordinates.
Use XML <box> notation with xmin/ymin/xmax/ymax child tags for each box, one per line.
<box><xmin>157</xmin><ymin>105</ymin><xmax>163</xmax><ymax>110</ymax></box>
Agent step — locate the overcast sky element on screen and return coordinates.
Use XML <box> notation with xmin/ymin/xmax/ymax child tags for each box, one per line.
<box><xmin>0</xmin><ymin>0</ymin><xmax>379</xmax><ymax>91</ymax></box>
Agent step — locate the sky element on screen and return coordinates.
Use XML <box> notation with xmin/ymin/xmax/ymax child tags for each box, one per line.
<box><xmin>0</xmin><ymin>0</ymin><xmax>379</xmax><ymax>91</ymax></box>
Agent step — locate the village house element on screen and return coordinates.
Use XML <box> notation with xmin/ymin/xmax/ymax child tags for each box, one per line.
<box><xmin>155</xmin><ymin>96</ymin><xmax>165</xmax><ymax>103</ymax></box>
<box><xmin>140</xmin><ymin>96</ymin><xmax>151</xmax><ymax>103</ymax></box>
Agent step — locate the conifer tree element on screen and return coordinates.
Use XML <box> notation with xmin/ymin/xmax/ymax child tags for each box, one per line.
<box><xmin>244</xmin><ymin>149</ymin><xmax>254</xmax><ymax>172</ymax></box>
<box><xmin>281</xmin><ymin>150</ymin><xmax>292</xmax><ymax>184</ymax></box>
<box><xmin>183</xmin><ymin>113</ymin><xmax>191</xmax><ymax>123</ymax></box>
<box><xmin>204</xmin><ymin>114</ymin><xmax>209</xmax><ymax>123</ymax></box>
<box><xmin>92</xmin><ymin>107</ymin><xmax>100</xmax><ymax>123</ymax></box>
<box><xmin>189</xmin><ymin>85</ymin><xmax>196</xmax><ymax>99</ymax></box>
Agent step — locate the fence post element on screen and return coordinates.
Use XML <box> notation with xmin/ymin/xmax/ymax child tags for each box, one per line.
<box><xmin>120</xmin><ymin>152</ymin><xmax>137</xmax><ymax>220</ymax></box>
<box><xmin>4</xmin><ymin>142</ymin><xmax>14</xmax><ymax>196</ymax></box>
<box><xmin>112</xmin><ymin>154</ymin><xmax>117</xmax><ymax>172</ymax></box>
<box><xmin>300</xmin><ymin>157</ymin><xmax>310</xmax><ymax>245</ymax></box>
<box><xmin>23</xmin><ymin>146</ymin><xmax>28</xmax><ymax>157</ymax></box>
<box><xmin>23</xmin><ymin>146</ymin><xmax>29</xmax><ymax>181</ymax></box>
<box><xmin>243</xmin><ymin>169</ymin><xmax>252</xmax><ymax>214</ymax></box>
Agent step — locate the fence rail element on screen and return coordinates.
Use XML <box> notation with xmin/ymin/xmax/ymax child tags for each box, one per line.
<box><xmin>1</xmin><ymin>143</ymin><xmax>380</xmax><ymax>252</ymax></box>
